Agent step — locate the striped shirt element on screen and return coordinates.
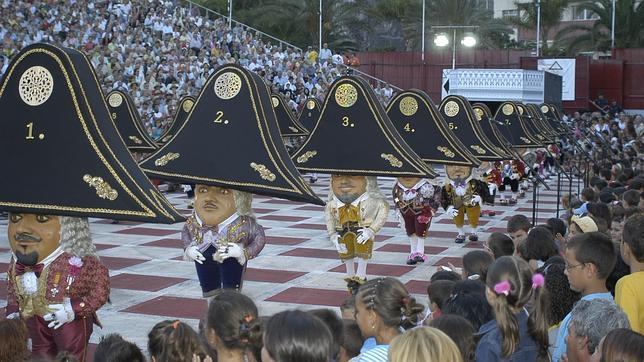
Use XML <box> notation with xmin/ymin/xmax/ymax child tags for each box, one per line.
<box><xmin>350</xmin><ymin>344</ymin><xmax>389</xmax><ymax>362</ymax></box>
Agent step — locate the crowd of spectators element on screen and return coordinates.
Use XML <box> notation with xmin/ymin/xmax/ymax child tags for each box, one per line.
<box><xmin>0</xmin><ymin>0</ymin><xmax>395</xmax><ymax>140</ymax></box>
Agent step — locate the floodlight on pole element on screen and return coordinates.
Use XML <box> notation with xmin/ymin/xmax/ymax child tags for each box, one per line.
<box><xmin>461</xmin><ymin>34</ymin><xmax>477</xmax><ymax>47</ymax></box>
<box><xmin>421</xmin><ymin>0</ymin><xmax>426</xmax><ymax>62</ymax></box>
<box><xmin>434</xmin><ymin>34</ymin><xmax>449</xmax><ymax>47</ymax></box>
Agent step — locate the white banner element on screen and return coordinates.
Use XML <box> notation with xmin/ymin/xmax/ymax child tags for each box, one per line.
<box><xmin>538</xmin><ymin>59</ymin><xmax>576</xmax><ymax>101</ymax></box>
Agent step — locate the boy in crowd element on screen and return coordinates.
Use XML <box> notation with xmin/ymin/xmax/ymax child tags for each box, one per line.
<box><xmin>552</xmin><ymin>232</ymin><xmax>617</xmax><ymax>361</ymax></box>
<box><xmin>616</xmin><ymin>214</ymin><xmax>644</xmax><ymax>333</ymax></box>
<box><xmin>506</xmin><ymin>214</ymin><xmax>531</xmax><ymax>250</ymax></box>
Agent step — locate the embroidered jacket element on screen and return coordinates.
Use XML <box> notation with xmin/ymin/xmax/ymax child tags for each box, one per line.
<box><xmin>441</xmin><ymin>177</ymin><xmax>490</xmax><ymax>210</ymax></box>
<box><xmin>392</xmin><ymin>179</ymin><xmax>441</xmax><ymax>216</ymax></box>
<box><xmin>181</xmin><ymin>214</ymin><xmax>266</xmax><ymax>261</ymax></box>
<box><xmin>5</xmin><ymin>252</ymin><xmax>109</xmax><ymax>325</ymax></box>
<box><xmin>325</xmin><ymin>193</ymin><xmax>389</xmax><ymax>237</ymax></box>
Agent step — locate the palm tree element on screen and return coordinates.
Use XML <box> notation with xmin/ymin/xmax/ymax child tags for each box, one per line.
<box><xmin>510</xmin><ymin>0</ymin><xmax>570</xmax><ymax>55</ymax></box>
<box><xmin>555</xmin><ymin>0</ymin><xmax>644</xmax><ymax>54</ymax></box>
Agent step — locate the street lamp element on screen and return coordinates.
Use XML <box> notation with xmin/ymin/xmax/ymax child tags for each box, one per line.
<box><xmin>432</xmin><ymin>26</ymin><xmax>479</xmax><ymax>69</ymax></box>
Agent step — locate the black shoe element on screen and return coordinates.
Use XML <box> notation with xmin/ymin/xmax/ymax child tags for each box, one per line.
<box><xmin>406</xmin><ymin>253</ymin><xmax>418</xmax><ymax>265</ymax></box>
<box><xmin>455</xmin><ymin>235</ymin><xmax>466</xmax><ymax>244</ymax></box>
<box><xmin>469</xmin><ymin>234</ymin><xmax>479</xmax><ymax>242</ymax></box>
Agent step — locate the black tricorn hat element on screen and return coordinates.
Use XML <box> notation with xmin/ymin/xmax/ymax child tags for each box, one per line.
<box><xmin>525</xmin><ymin>103</ymin><xmax>558</xmax><ymax>141</ymax></box>
<box><xmin>0</xmin><ymin>43</ymin><xmax>184</xmax><ymax>223</ymax></box>
<box><xmin>106</xmin><ymin>89</ymin><xmax>158</xmax><ymax>152</ymax></box>
<box><xmin>271</xmin><ymin>93</ymin><xmax>309</xmax><ymax>136</ymax></box>
<box><xmin>539</xmin><ymin>103</ymin><xmax>567</xmax><ymax>135</ymax></box>
<box><xmin>471</xmin><ymin>103</ymin><xmax>513</xmax><ymax>157</ymax></box>
<box><xmin>291</xmin><ymin>76</ymin><xmax>436</xmax><ymax>177</ymax></box>
<box><xmin>139</xmin><ymin>64</ymin><xmax>324</xmax><ymax>206</ymax></box>
<box><xmin>297</xmin><ymin>97</ymin><xmax>321</xmax><ymax>132</ymax></box>
<box><xmin>493</xmin><ymin>102</ymin><xmax>543</xmax><ymax>148</ymax></box>
<box><xmin>515</xmin><ymin>103</ymin><xmax>550</xmax><ymax>144</ymax></box>
<box><xmin>386</xmin><ymin>90</ymin><xmax>480</xmax><ymax>166</ymax></box>
<box><xmin>437</xmin><ymin>95</ymin><xmax>506</xmax><ymax>161</ymax></box>
<box><xmin>156</xmin><ymin>95</ymin><xmax>195</xmax><ymax>145</ymax></box>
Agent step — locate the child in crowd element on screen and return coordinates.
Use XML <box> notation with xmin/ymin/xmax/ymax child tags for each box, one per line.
<box><xmin>388</xmin><ymin>327</ymin><xmax>463</xmax><ymax>362</ymax></box>
<box><xmin>203</xmin><ymin>290</ymin><xmax>262</xmax><ymax>362</ymax></box>
<box><xmin>442</xmin><ymin>280</ymin><xmax>493</xmax><ymax>332</ymax></box>
<box><xmin>544</xmin><ymin>218</ymin><xmax>567</xmax><ymax>251</ymax></box>
<box><xmin>568</xmin><ymin>215</ymin><xmax>599</xmax><ymax>239</ymax></box>
<box><xmin>351</xmin><ymin>277</ymin><xmax>424</xmax><ymax>361</ymax></box>
<box><xmin>476</xmin><ymin>256</ymin><xmax>549</xmax><ymax>361</ymax></box>
<box><xmin>426</xmin><ymin>280</ymin><xmax>456</xmax><ymax>321</ymax></box>
<box><xmin>262</xmin><ymin>310</ymin><xmax>333</xmax><ymax>362</ymax></box>
<box><xmin>592</xmin><ymin>328</ymin><xmax>644</xmax><ymax>362</ymax></box>
<box><xmin>485</xmin><ymin>232</ymin><xmax>515</xmax><ymax>259</ymax></box>
<box><xmin>430</xmin><ymin>314</ymin><xmax>476</xmax><ymax>362</ymax></box>
<box><xmin>616</xmin><ymin>214</ymin><xmax>644</xmax><ymax>333</ymax></box>
<box><xmin>462</xmin><ymin>250</ymin><xmax>494</xmax><ymax>281</ymax></box>
<box><xmin>552</xmin><ymin>232</ymin><xmax>617</xmax><ymax>361</ymax></box>
<box><xmin>148</xmin><ymin>320</ymin><xmax>208</xmax><ymax>362</ymax></box>
<box><xmin>339</xmin><ymin>320</ymin><xmax>363</xmax><ymax>362</ymax></box>
<box><xmin>506</xmin><ymin>214</ymin><xmax>531</xmax><ymax>250</ymax></box>
<box><xmin>94</xmin><ymin>334</ymin><xmax>145</xmax><ymax>362</ymax></box>
<box><xmin>310</xmin><ymin>309</ymin><xmax>343</xmax><ymax>361</ymax></box>
<box><xmin>573</xmin><ymin>187</ymin><xmax>597</xmax><ymax>215</ymax></box>
<box><xmin>518</xmin><ymin>226</ymin><xmax>560</xmax><ymax>270</ymax></box>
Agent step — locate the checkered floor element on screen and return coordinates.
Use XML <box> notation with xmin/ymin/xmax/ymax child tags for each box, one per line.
<box><xmin>0</xmin><ymin>171</ymin><xmax>576</xmax><ymax>355</ymax></box>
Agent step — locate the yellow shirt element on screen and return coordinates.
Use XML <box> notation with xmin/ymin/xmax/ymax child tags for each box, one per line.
<box><xmin>615</xmin><ymin>271</ymin><xmax>644</xmax><ymax>333</ymax></box>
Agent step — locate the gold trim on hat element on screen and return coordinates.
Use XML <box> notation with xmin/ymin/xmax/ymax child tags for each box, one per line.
<box><xmin>182</xmin><ymin>99</ymin><xmax>194</xmax><ymax>113</ymax></box>
<box><xmin>154</xmin><ymin>152</ymin><xmax>180</xmax><ymax>166</ymax></box>
<box><xmin>437</xmin><ymin>146</ymin><xmax>455</xmax><ymax>158</ymax></box>
<box><xmin>470</xmin><ymin>145</ymin><xmax>486</xmax><ymax>155</ymax></box>
<box><xmin>141</xmin><ymin>66</ymin><xmax>316</xmax><ymax>197</ymax></box>
<box><xmin>214</xmin><ymin>72</ymin><xmax>242</xmax><ymax>99</ymax></box>
<box><xmin>520</xmin><ymin>137</ymin><xmax>532</xmax><ymax>143</ymax></box>
<box><xmin>296</xmin><ymin>150</ymin><xmax>318</xmax><ymax>164</ymax></box>
<box><xmin>128</xmin><ymin>135</ymin><xmax>142</xmax><ymax>144</ymax></box>
<box><xmin>250</xmin><ymin>162</ymin><xmax>276</xmax><ymax>181</ymax></box>
<box><xmin>540</xmin><ymin>105</ymin><xmax>549</xmax><ymax>113</ymax></box>
<box><xmin>399</xmin><ymin>96</ymin><xmax>418</xmax><ymax>116</ymax></box>
<box><xmin>473</xmin><ymin>108</ymin><xmax>483</xmax><ymax>121</ymax></box>
<box><xmin>19</xmin><ymin>66</ymin><xmax>53</xmax><ymax>106</ymax></box>
<box><xmin>381</xmin><ymin>153</ymin><xmax>403</xmax><ymax>168</ymax></box>
<box><xmin>306</xmin><ymin>100</ymin><xmax>316</xmax><ymax>110</ymax></box>
<box><xmin>83</xmin><ymin>174</ymin><xmax>118</xmax><ymax>201</ymax></box>
<box><xmin>444</xmin><ymin>101</ymin><xmax>459</xmax><ymax>117</ymax></box>
<box><xmin>271</xmin><ymin>96</ymin><xmax>279</xmax><ymax>108</ymax></box>
<box><xmin>502</xmin><ymin>104</ymin><xmax>514</xmax><ymax>116</ymax></box>
<box><xmin>0</xmin><ymin>46</ymin><xmax>176</xmax><ymax>220</ymax></box>
<box><xmin>108</xmin><ymin>93</ymin><xmax>123</xmax><ymax>108</ymax></box>
<box><xmin>107</xmin><ymin>90</ymin><xmax>156</xmax><ymax>150</ymax></box>
<box><xmin>335</xmin><ymin>83</ymin><xmax>358</xmax><ymax>108</ymax></box>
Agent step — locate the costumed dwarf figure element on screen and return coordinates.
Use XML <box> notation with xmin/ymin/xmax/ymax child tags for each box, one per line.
<box><xmin>392</xmin><ymin>177</ymin><xmax>441</xmax><ymax>265</ymax></box>
<box><xmin>326</xmin><ymin>175</ymin><xmax>389</xmax><ymax>288</ymax></box>
<box><xmin>477</xmin><ymin>161</ymin><xmax>501</xmax><ymax>216</ymax></box>
<box><xmin>441</xmin><ymin>165</ymin><xmax>490</xmax><ymax>243</ymax></box>
<box><xmin>6</xmin><ymin>216</ymin><xmax>109</xmax><ymax>360</ymax></box>
<box><xmin>139</xmin><ymin>64</ymin><xmax>323</xmax><ymax>296</ymax></box>
<box><xmin>182</xmin><ymin>186</ymin><xmax>265</xmax><ymax>295</ymax></box>
<box><xmin>498</xmin><ymin>160</ymin><xmax>525</xmax><ymax>204</ymax></box>
<box><xmin>1</xmin><ymin>43</ymin><xmax>184</xmax><ymax>361</ymax></box>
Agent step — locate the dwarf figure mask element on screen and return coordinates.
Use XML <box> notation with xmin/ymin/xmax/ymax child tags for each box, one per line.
<box><xmin>194</xmin><ymin>184</ymin><xmax>253</xmax><ymax>226</ymax></box>
<box><xmin>331</xmin><ymin>175</ymin><xmax>368</xmax><ymax>204</ymax></box>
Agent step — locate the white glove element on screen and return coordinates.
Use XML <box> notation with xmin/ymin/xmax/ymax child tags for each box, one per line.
<box><xmin>471</xmin><ymin>195</ymin><xmax>482</xmax><ymax>205</ymax></box>
<box><xmin>185</xmin><ymin>246</ymin><xmax>206</xmax><ymax>264</ymax></box>
<box><xmin>488</xmin><ymin>184</ymin><xmax>496</xmax><ymax>195</ymax></box>
<box><xmin>356</xmin><ymin>228</ymin><xmax>375</xmax><ymax>244</ymax></box>
<box><xmin>330</xmin><ymin>233</ymin><xmax>347</xmax><ymax>253</ymax></box>
<box><xmin>510</xmin><ymin>173</ymin><xmax>519</xmax><ymax>180</ymax></box>
<box><xmin>446</xmin><ymin>206</ymin><xmax>459</xmax><ymax>218</ymax></box>
<box><xmin>218</xmin><ymin>243</ymin><xmax>246</xmax><ymax>265</ymax></box>
<box><xmin>43</xmin><ymin>299</ymin><xmax>75</xmax><ymax>329</ymax></box>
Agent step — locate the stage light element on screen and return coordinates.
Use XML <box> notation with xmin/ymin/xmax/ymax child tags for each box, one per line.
<box><xmin>461</xmin><ymin>34</ymin><xmax>477</xmax><ymax>47</ymax></box>
<box><xmin>434</xmin><ymin>33</ymin><xmax>449</xmax><ymax>47</ymax></box>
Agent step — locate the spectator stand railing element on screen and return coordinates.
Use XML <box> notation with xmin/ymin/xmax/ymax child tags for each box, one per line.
<box><xmin>180</xmin><ymin>0</ymin><xmax>402</xmax><ymax>94</ymax></box>
<box><xmin>181</xmin><ymin>0</ymin><xmax>302</xmax><ymax>52</ymax></box>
